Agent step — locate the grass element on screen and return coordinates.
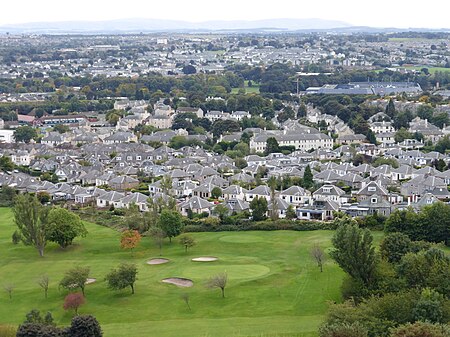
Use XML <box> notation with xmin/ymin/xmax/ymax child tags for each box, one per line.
<box><xmin>232</xmin><ymin>81</ymin><xmax>260</xmax><ymax>94</ymax></box>
<box><xmin>0</xmin><ymin>208</ymin><xmax>345</xmax><ymax>337</ymax></box>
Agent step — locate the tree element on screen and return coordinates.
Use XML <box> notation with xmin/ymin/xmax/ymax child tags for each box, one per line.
<box><xmin>14</xmin><ymin>125</ymin><xmax>38</xmax><ymax>143</ymax></box>
<box><xmin>211</xmin><ymin>187</ymin><xmax>222</xmax><ymax>199</ymax></box>
<box><xmin>206</xmin><ymin>272</ymin><xmax>228</xmax><ymax>298</ymax></box>
<box><xmin>59</xmin><ymin>266</ymin><xmax>90</xmax><ymax>296</ymax></box>
<box><xmin>23</xmin><ymin>309</ymin><xmax>54</xmax><ymax>325</ymax></box>
<box><xmin>265</xmin><ymin>137</ymin><xmax>279</xmax><ymax>155</ymax></box>
<box><xmin>46</xmin><ymin>207</ymin><xmax>87</xmax><ymax>249</ymax></box>
<box><xmin>303</xmin><ymin>165</ymin><xmax>314</xmax><ymax>189</ymax></box>
<box><xmin>330</xmin><ymin>224</ymin><xmax>377</xmax><ymax>287</ymax></box>
<box><xmin>181</xmin><ymin>293</ymin><xmax>191</xmax><ymax>310</ymax></box>
<box><xmin>310</xmin><ymin>244</ymin><xmax>325</xmax><ymax>272</ymax></box>
<box><xmin>149</xmin><ymin>226</ymin><xmax>166</xmax><ymax>256</ymax></box>
<box><xmin>380</xmin><ymin>232</ymin><xmax>412</xmax><ymax>263</ymax></box>
<box><xmin>385</xmin><ymin>98</ymin><xmax>396</xmax><ymax>118</ymax></box>
<box><xmin>105</xmin><ymin>263</ymin><xmax>138</xmax><ymax>295</ymax></box>
<box><xmin>63</xmin><ymin>292</ymin><xmax>85</xmax><ymax>315</ymax></box>
<box><xmin>182</xmin><ymin>64</ymin><xmax>196</xmax><ymax>75</ymax></box>
<box><xmin>179</xmin><ymin>235</ymin><xmax>196</xmax><ymax>253</ymax></box>
<box><xmin>249</xmin><ymin>196</ymin><xmax>268</xmax><ymax>221</ymax></box>
<box><xmin>286</xmin><ymin>205</ymin><xmax>297</xmax><ymax>220</ymax></box>
<box><xmin>66</xmin><ymin>315</ymin><xmax>102</xmax><ymax>337</ymax></box>
<box><xmin>13</xmin><ymin>194</ymin><xmax>48</xmax><ymax>257</ymax></box>
<box><xmin>53</xmin><ymin>124</ymin><xmax>70</xmax><ymax>134</ymax></box>
<box><xmin>395</xmin><ymin>128</ymin><xmax>413</xmax><ymax>143</ymax></box>
<box><xmin>0</xmin><ymin>155</ymin><xmax>14</xmax><ymax>172</ymax></box>
<box><xmin>158</xmin><ymin>209</ymin><xmax>184</xmax><ymax>243</ymax></box>
<box><xmin>120</xmin><ymin>229</ymin><xmax>142</xmax><ymax>254</ymax></box>
<box><xmin>37</xmin><ymin>275</ymin><xmax>49</xmax><ymax>299</ymax></box>
<box><xmin>213</xmin><ymin>203</ymin><xmax>229</xmax><ymax>221</ymax></box>
<box><xmin>3</xmin><ymin>283</ymin><xmax>14</xmax><ymax>300</ymax></box>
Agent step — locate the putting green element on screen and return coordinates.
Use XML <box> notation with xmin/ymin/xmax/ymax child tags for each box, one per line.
<box><xmin>181</xmin><ymin>264</ymin><xmax>271</xmax><ymax>281</ymax></box>
<box><xmin>219</xmin><ymin>234</ymin><xmax>264</xmax><ymax>243</ymax></box>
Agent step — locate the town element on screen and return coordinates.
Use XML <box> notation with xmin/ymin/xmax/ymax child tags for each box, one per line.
<box><xmin>0</xmin><ymin>30</ymin><xmax>449</xmax><ymax>337</ymax></box>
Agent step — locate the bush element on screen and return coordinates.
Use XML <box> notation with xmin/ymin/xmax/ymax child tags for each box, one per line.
<box><xmin>319</xmin><ymin>322</ymin><xmax>368</xmax><ymax>337</ymax></box>
<box><xmin>12</xmin><ymin>230</ymin><xmax>21</xmax><ymax>244</ymax></box>
<box><xmin>66</xmin><ymin>315</ymin><xmax>102</xmax><ymax>337</ymax></box>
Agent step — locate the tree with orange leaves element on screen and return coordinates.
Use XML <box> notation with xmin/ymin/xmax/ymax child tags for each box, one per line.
<box><xmin>120</xmin><ymin>230</ymin><xmax>141</xmax><ymax>255</ymax></box>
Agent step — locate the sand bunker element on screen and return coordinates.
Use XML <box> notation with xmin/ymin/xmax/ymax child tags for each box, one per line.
<box><xmin>85</xmin><ymin>278</ymin><xmax>96</xmax><ymax>285</ymax></box>
<box><xmin>147</xmin><ymin>258</ymin><xmax>170</xmax><ymax>265</ymax></box>
<box><xmin>162</xmin><ymin>278</ymin><xmax>194</xmax><ymax>287</ymax></box>
<box><xmin>191</xmin><ymin>256</ymin><xmax>218</xmax><ymax>262</ymax></box>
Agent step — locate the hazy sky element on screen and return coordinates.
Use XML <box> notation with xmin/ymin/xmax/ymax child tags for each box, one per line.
<box><xmin>1</xmin><ymin>0</ymin><xmax>449</xmax><ymax>28</ymax></box>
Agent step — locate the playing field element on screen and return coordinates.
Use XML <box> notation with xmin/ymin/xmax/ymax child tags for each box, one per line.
<box><xmin>0</xmin><ymin>208</ymin><xmax>345</xmax><ymax>337</ymax></box>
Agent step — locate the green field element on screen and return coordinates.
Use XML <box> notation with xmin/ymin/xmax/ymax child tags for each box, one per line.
<box><xmin>232</xmin><ymin>81</ymin><xmax>260</xmax><ymax>94</ymax></box>
<box><xmin>0</xmin><ymin>208</ymin><xmax>345</xmax><ymax>337</ymax></box>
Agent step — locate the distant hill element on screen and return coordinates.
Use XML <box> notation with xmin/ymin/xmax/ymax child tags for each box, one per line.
<box><xmin>0</xmin><ymin>18</ymin><xmax>352</xmax><ymax>34</ymax></box>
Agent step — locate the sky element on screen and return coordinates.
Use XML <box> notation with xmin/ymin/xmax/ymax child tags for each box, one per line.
<box><xmin>0</xmin><ymin>0</ymin><xmax>449</xmax><ymax>29</ymax></box>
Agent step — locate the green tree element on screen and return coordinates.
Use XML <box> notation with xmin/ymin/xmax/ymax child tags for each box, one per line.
<box><xmin>13</xmin><ymin>194</ymin><xmax>48</xmax><ymax>257</ymax></box>
<box><xmin>105</xmin><ymin>263</ymin><xmax>138</xmax><ymax>295</ymax></box>
<box><xmin>380</xmin><ymin>232</ymin><xmax>413</xmax><ymax>263</ymax></box>
<box><xmin>417</xmin><ymin>104</ymin><xmax>434</xmax><ymax>120</ymax></box>
<box><xmin>53</xmin><ymin>124</ymin><xmax>70</xmax><ymax>134</ymax></box>
<box><xmin>46</xmin><ymin>207</ymin><xmax>87</xmax><ymax>249</ymax></box>
<box><xmin>265</xmin><ymin>137</ymin><xmax>279</xmax><ymax>155</ymax></box>
<box><xmin>59</xmin><ymin>266</ymin><xmax>90</xmax><ymax>296</ymax></box>
<box><xmin>0</xmin><ymin>155</ymin><xmax>14</xmax><ymax>172</ymax></box>
<box><xmin>395</xmin><ymin>128</ymin><xmax>413</xmax><ymax>143</ymax></box>
<box><xmin>303</xmin><ymin>165</ymin><xmax>314</xmax><ymax>189</ymax></box>
<box><xmin>385</xmin><ymin>98</ymin><xmax>396</xmax><ymax>118</ymax></box>
<box><xmin>267</xmin><ymin>176</ymin><xmax>279</xmax><ymax>221</ymax></box>
<box><xmin>158</xmin><ymin>209</ymin><xmax>184</xmax><ymax>243</ymax></box>
<box><xmin>330</xmin><ymin>224</ymin><xmax>377</xmax><ymax>287</ymax></box>
<box><xmin>14</xmin><ymin>126</ymin><xmax>38</xmax><ymax>143</ymax></box>
<box><xmin>211</xmin><ymin>187</ymin><xmax>222</xmax><ymax>199</ymax></box>
<box><xmin>179</xmin><ymin>235</ymin><xmax>196</xmax><ymax>252</ymax></box>
<box><xmin>66</xmin><ymin>315</ymin><xmax>102</xmax><ymax>337</ymax></box>
<box><xmin>286</xmin><ymin>205</ymin><xmax>297</xmax><ymax>220</ymax></box>
<box><xmin>249</xmin><ymin>196</ymin><xmax>268</xmax><ymax>221</ymax></box>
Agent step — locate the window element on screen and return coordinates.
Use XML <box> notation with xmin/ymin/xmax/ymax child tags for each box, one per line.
<box><xmin>371</xmin><ymin>197</ymin><xmax>377</xmax><ymax>204</ymax></box>
<box><xmin>368</xmin><ymin>186</ymin><xmax>376</xmax><ymax>192</ymax></box>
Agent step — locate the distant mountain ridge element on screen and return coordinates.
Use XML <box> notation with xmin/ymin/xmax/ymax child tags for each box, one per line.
<box><xmin>0</xmin><ymin>18</ymin><xmax>352</xmax><ymax>34</ymax></box>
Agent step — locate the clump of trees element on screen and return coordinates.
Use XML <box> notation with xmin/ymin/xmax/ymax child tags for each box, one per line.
<box><xmin>324</xmin><ymin>218</ymin><xmax>450</xmax><ymax>337</ymax></box>
<box><xmin>13</xmin><ymin>195</ymin><xmax>88</xmax><ymax>256</ymax></box>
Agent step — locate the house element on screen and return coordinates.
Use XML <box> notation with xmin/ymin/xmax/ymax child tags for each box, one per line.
<box><xmin>222</xmin><ymin>185</ymin><xmax>247</xmax><ymax>201</ymax></box>
<box><xmin>119</xmin><ymin>192</ymin><xmax>149</xmax><ymax>211</ymax></box>
<box><xmin>246</xmin><ymin>185</ymin><xmax>272</xmax><ymax>202</ymax></box>
<box><xmin>178</xmin><ymin>196</ymin><xmax>215</xmax><ymax>216</ymax></box>
<box><xmin>358</xmin><ymin>195</ymin><xmax>392</xmax><ymax>216</ymax></box>
<box><xmin>104</xmin><ymin>132</ymin><xmax>137</xmax><ymax>144</ymax></box>
<box><xmin>279</xmin><ymin>186</ymin><xmax>311</xmax><ymax>205</ymax></box>
<box><xmin>96</xmin><ymin>191</ymin><xmax>125</xmax><ymax>208</ymax></box>
<box><xmin>108</xmin><ymin>176</ymin><xmax>139</xmax><ymax>191</ymax></box>
<box><xmin>312</xmin><ymin>184</ymin><xmax>347</xmax><ymax>205</ymax></box>
<box><xmin>355</xmin><ymin>181</ymin><xmax>389</xmax><ymax>202</ymax></box>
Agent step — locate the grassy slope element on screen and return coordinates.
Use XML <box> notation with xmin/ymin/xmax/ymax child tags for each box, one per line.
<box><xmin>0</xmin><ymin>208</ymin><xmax>345</xmax><ymax>337</ymax></box>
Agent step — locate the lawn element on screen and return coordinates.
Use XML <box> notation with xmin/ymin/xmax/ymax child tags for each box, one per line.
<box><xmin>231</xmin><ymin>81</ymin><xmax>260</xmax><ymax>94</ymax></box>
<box><xmin>0</xmin><ymin>208</ymin><xmax>345</xmax><ymax>337</ymax></box>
